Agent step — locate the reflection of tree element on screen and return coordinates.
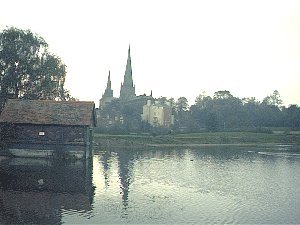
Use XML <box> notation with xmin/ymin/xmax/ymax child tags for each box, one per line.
<box><xmin>0</xmin><ymin>158</ymin><xmax>94</xmax><ymax>225</ymax></box>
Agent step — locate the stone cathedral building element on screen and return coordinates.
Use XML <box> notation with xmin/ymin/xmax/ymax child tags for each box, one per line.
<box><xmin>97</xmin><ymin>46</ymin><xmax>173</xmax><ymax>131</ymax></box>
<box><xmin>99</xmin><ymin>71</ymin><xmax>114</xmax><ymax>110</ymax></box>
<box><xmin>99</xmin><ymin>46</ymin><xmax>141</xmax><ymax>110</ymax></box>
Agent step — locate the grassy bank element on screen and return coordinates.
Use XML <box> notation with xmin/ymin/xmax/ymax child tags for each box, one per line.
<box><xmin>93</xmin><ymin>131</ymin><xmax>300</xmax><ymax>148</ymax></box>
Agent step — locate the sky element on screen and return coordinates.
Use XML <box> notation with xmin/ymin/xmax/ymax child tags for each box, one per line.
<box><xmin>1</xmin><ymin>0</ymin><xmax>300</xmax><ymax>107</ymax></box>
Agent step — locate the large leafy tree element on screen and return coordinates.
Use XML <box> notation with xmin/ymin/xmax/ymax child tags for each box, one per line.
<box><xmin>262</xmin><ymin>90</ymin><xmax>283</xmax><ymax>107</ymax></box>
<box><xmin>174</xmin><ymin>97</ymin><xmax>192</xmax><ymax>131</ymax></box>
<box><xmin>175</xmin><ymin>97</ymin><xmax>189</xmax><ymax>113</ymax></box>
<box><xmin>0</xmin><ymin>27</ymin><xmax>70</xmax><ymax>110</ymax></box>
<box><xmin>195</xmin><ymin>92</ymin><xmax>212</xmax><ymax>109</ymax></box>
<box><xmin>283</xmin><ymin>104</ymin><xmax>300</xmax><ymax>129</ymax></box>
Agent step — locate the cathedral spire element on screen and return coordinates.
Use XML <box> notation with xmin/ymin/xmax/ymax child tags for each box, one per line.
<box><xmin>120</xmin><ymin>45</ymin><xmax>136</xmax><ymax>100</ymax></box>
<box><xmin>99</xmin><ymin>70</ymin><xmax>114</xmax><ymax>109</ymax></box>
<box><xmin>107</xmin><ymin>70</ymin><xmax>111</xmax><ymax>90</ymax></box>
<box><xmin>103</xmin><ymin>70</ymin><xmax>113</xmax><ymax>98</ymax></box>
<box><xmin>124</xmin><ymin>44</ymin><xmax>133</xmax><ymax>85</ymax></box>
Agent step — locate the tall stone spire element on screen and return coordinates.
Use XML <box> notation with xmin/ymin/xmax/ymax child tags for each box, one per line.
<box><xmin>99</xmin><ymin>70</ymin><xmax>114</xmax><ymax>109</ymax></box>
<box><xmin>120</xmin><ymin>45</ymin><xmax>136</xmax><ymax>101</ymax></box>
<box><xmin>103</xmin><ymin>70</ymin><xmax>113</xmax><ymax>98</ymax></box>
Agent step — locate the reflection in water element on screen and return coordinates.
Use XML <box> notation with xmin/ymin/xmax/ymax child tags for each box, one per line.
<box><xmin>1</xmin><ymin>145</ymin><xmax>300</xmax><ymax>224</ymax></box>
<box><xmin>97</xmin><ymin>148</ymin><xmax>186</xmax><ymax>212</ymax></box>
<box><xmin>0</xmin><ymin>157</ymin><xmax>94</xmax><ymax>225</ymax></box>
<box><xmin>117</xmin><ymin>149</ymin><xmax>133</xmax><ymax>208</ymax></box>
<box><xmin>98</xmin><ymin>148</ymin><xmax>135</xmax><ymax>209</ymax></box>
<box><xmin>93</xmin><ymin>145</ymin><xmax>300</xmax><ymax>224</ymax></box>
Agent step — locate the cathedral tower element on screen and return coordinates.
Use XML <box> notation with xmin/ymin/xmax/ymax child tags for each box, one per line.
<box><xmin>99</xmin><ymin>71</ymin><xmax>114</xmax><ymax>109</ymax></box>
<box><xmin>103</xmin><ymin>70</ymin><xmax>113</xmax><ymax>98</ymax></box>
<box><xmin>119</xmin><ymin>45</ymin><xmax>136</xmax><ymax>101</ymax></box>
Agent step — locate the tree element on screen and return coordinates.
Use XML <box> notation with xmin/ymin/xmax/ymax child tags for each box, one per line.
<box><xmin>242</xmin><ymin>97</ymin><xmax>259</xmax><ymax>105</ymax></box>
<box><xmin>174</xmin><ymin>97</ymin><xmax>192</xmax><ymax>132</ymax></box>
<box><xmin>158</xmin><ymin>96</ymin><xmax>167</xmax><ymax>104</ymax></box>
<box><xmin>195</xmin><ymin>92</ymin><xmax>212</xmax><ymax>109</ymax></box>
<box><xmin>168</xmin><ymin>97</ymin><xmax>175</xmax><ymax>107</ymax></box>
<box><xmin>213</xmin><ymin>90</ymin><xmax>233</xmax><ymax>100</ymax></box>
<box><xmin>262</xmin><ymin>90</ymin><xmax>283</xmax><ymax>107</ymax></box>
<box><xmin>241</xmin><ymin>97</ymin><xmax>261</xmax><ymax>127</ymax></box>
<box><xmin>0</xmin><ymin>27</ymin><xmax>70</xmax><ymax>111</ymax></box>
<box><xmin>259</xmin><ymin>90</ymin><xmax>284</xmax><ymax>127</ymax></box>
<box><xmin>175</xmin><ymin>97</ymin><xmax>189</xmax><ymax>113</ymax></box>
<box><xmin>206</xmin><ymin>111</ymin><xmax>219</xmax><ymax>132</ymax></box>
<box><xmin>283</xmin><ymin>104</ymin><xmax>300</xmax><ymax>129</ymax></box>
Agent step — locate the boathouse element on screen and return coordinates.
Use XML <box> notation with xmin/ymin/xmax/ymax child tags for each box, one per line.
<box><xmin>0</xmin><ymin>99</ymin><xmax>96</xmax><ymax>159</ymax></box>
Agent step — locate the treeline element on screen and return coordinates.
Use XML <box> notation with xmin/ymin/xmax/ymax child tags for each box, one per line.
<box><xmin>96</xmin><ymin>90</ymin><xmax>300</xmax><ymax>135</ymax></box>
<box><xmin>173</xmin><ymin>90</ymin><xmax>300</xmax><ymax>133</ymax></box>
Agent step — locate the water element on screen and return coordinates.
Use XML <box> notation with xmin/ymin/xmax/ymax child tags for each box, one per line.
<box><xmin>1</xmin><ymin>145</ymin><xmax>300</xmax><ymax>224</ymax></box>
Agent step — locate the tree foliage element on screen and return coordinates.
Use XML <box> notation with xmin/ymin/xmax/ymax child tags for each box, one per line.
<box><xmin>262</xmin><ymin>90</ymin><xmax>283</xmax><ymax>106</ymax></box>
<box><xmin>175</xmin><ymin>97</ymin><xmax>189</xmax><ymax>113</ymax></box>
<box><xmin>0</xmin><ymin>27</ymin><xmax>71</xmax><ymax>111</ymax></box>
<box><xmin>191</xmin><ymin>90</ymin><xmax>300</xmax><ymax>132</ymax></box>
<box><xmin>96</xmin><ymin>90</ymin><xmax>300</xmax><ymax>134</ymax></box>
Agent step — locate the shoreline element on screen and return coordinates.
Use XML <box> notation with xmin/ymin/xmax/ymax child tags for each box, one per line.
<box><xmin>93</xmin><ymin>131</ymin><xmax>300</xmax><ymax>149</ymax></box>
<box><xmin>147</xmin><ymin>143</ymin><xmax>264</xmax><ymax>147</ymax></box>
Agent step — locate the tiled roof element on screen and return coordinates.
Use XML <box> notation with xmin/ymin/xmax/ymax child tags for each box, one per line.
<box><xmin>0</xmin><ymin>99</ymin><xmax>96</xmax><ymax>126</ymax></box>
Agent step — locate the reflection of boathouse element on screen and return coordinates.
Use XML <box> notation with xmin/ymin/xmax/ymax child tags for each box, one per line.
<box><xmin>0</xmin><ymin>99</ymin><xmax>96</xmax><ymax>159</ymax></box>
<box><xmin>0</xmin><ymin>157</ymin><xmax>94</xmax><ymax>224</ymax></box>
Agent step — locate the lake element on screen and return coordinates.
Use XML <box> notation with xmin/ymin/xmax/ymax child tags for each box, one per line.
<box><xmin>0</xmin><ymin>144</ymin><xmax>300</xmax><ymax>224</ymax></box>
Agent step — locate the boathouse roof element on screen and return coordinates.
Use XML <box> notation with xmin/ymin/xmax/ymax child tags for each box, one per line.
<box><xmin>0</xmin><ymin>99</ymin><xmax>96</xmax><ymax>126</ymax></box>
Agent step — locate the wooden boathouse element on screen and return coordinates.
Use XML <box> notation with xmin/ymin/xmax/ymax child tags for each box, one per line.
<box><xmin>0</xmin><ymin>99</ymin><xmax>96</xmax><ymax>159</ymax></box>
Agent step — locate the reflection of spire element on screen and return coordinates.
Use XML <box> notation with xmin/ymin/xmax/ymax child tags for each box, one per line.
<box><xmin>117</xmin><ymin>149</ymin><xmax>134</xmax><ymax>209</ymax></box>
<box><xmin>97</xmin><ymin>149</ymin><xmax>133</xmax><ymax>210</ymax></box>
<box><xmin>101</xmin><ymin>151</ymin><xmax>110</xmax><ymax>188</ymax></box>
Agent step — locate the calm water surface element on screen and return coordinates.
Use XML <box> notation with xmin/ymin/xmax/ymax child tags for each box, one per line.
<box><xmin>0</xmin><ymin>145</ymin><xmax>300</xmax><ymax>224</ymax></box>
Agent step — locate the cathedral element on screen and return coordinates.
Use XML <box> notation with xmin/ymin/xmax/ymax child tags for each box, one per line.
<box><xmin>97</xmin><ymin>46</ymin><xmax>174</xmax><ymax>131</ymax></box>
<box><xmin>119</xmin><ymin>46</ymin><xmax>136</xmax><ymax>101</ymax></box>
<box><xmin>99</xmin><ymin>45</ymin><xmax>141</xmax><ymax>109</ymax></box>
<box><xmin>97</xmin><ymin>46</ymin><xmax>153</xmax><ymax>129</ymax></box>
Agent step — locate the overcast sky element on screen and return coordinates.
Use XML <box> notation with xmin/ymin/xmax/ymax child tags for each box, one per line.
<box><xmin>1</xmin><ymin>0</ymin><xmax>300</xmax><ymax>107</ymax></box>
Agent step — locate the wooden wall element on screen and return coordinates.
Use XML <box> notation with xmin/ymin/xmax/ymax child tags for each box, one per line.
<box><xmin>7</xmin><ymin>124</ymin><xmax>88</xmax><ymax>145</ymax></box>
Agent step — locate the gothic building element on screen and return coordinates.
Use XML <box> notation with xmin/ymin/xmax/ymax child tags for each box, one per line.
<box><xmin>97</xmin><ymin>45</ymin><xmax>173</xmax><ymax>131</ymax></box>
<box><xmin>99</xmin><ymin>46</ymin><xmax>137</xmax><ymax>110</ymax></box>
<box><xmin>99</xmin><ymin>71</ymin><xmax>115</xmax><ymax>110</ymax></box>
<box><xmin>119</xmin><ymin>46</ymin><xmax>136</xmax><ymax>101</ymax></box>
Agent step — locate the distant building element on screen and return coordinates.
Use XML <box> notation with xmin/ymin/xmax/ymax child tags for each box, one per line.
<box><xmin>0</xmin><ymin>99</ymin><xmax>96</xmax><ymax>159</ymax></box>
<box><xmin>141</xmin><ymin>100</ymin><xmax>174</xmax><ymax>127</ymax></box>
<box><xmin>97</xmin><ymin>46</ymin><xmax>154</xmax><ymax>130</ymax></box>
<box><xmin>119</xmin><ymin>46</ymin><xmax>136</xmax><ymax>101</ymax></box>
<box><xmin>99</xmin><ymin>71</ymin><xmax>115</xmax><ymax>110</ymax></box>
